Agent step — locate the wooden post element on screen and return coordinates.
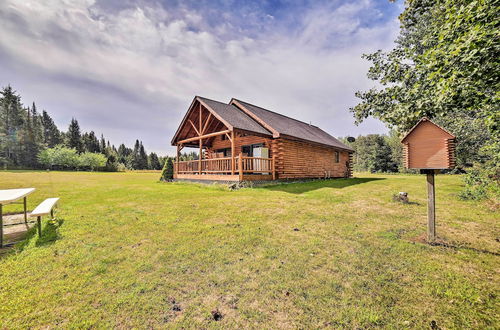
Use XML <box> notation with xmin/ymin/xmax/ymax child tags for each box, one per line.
<box><xmin>272</xmin><ymin>155</ymin><xmax>276</xmax><ymax>180</ymax></box>
<box><xmin>426</xmin><ymin>171</ymin><xmax>436</xmax><ymax>242</ymax></box>
<box><xmin>199</xmin><ymin>104</ymin><xmax>203</xmax><ymax>175</ymax></box>
<box><xmin>51</xmin><ymin>209</ymin><xmax>54</xmax><ymax>221</ymax></box>
<box><xmin>23</xmin><ymin>197</ymin><xmax>27</xmax><ymax>223</ymax></box>
<box><xmin>231</xmin><ymin>131</ymin><xmax>235</xmax><ymax>175</ymax></box>
<box><xmin>238</xmin><ymin>153</ymin><xmax>243</xmax><ymax>181</ymax></box>
<box><xmin>199</xmin><ymin>139</ymin><xmax>203</xmax><ymax>175</ymax></box>
<box><xmin>37</xmin><ymin>216</ymin><xmax>42</xmax><ymax>238</ymax></box>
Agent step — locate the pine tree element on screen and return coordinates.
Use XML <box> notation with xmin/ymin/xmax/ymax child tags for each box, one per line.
<box><xmin>0</xmin><ymin>86</ymin><xmax>25</xmax><ymax>166</ymax></box>
<box><xmin>117</xmin><ymin>143</ymin><xmax>131</xmax><ymax>164</ymax></box>
<box><xmin>138</xmin><ymin>142</ymin><xmax>148</xmax><ymax>169</ymax></box>
<box><xmin>148</xmin><ymin>152</ymin><xmax>161</xmax><ymax>170</ymax></box>
<box><xmin>67</xmin><ymin>118</ymin><xmax>83</xmax><ymax>153</ymax></box>
<box><xmin>41</xmin><ymin>110</ymin><xmax>61</xmax><ymax>147</ymax></box>
<box><xmin>160</xmin><ymin>157</ymin><xmax>174</xmax><ymax>181</ymax></box>
<box><xmin>99</xmin><ymin>134</ymin><xmax>106</xmax><ymax>154</ymax></box>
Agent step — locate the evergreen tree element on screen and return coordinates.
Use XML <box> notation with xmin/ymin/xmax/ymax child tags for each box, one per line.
<box><xmin>83</xmin><ymin>131</ymin><xmax>100</xmax><ymax>153</ymax></box>
<box><xmin>99</xmin><ymin>134</ymin><xmax>106</xmax><ymax>153</ymax></box>
<box><xmin>138</xmin><ymin>142</ymin><xmax>148</xmax><ymax>169</ymax></box>
<box><xmin>160</xmin><ymin>157</ymin><xmax>174</xmax><ymax>181</ymax></box>
<box><xmin>117</xmin><ymin>143</ymin><xmax>131</xmax><ymax>164</ymax></box>
<box><xmin>148</xmin><ymin>152</ymin><xmax>161</xmax><ymax>170</ymax></box>
<box><xmin>41</xmin><ymin>110</ymin><xmax>61</xmax><ymax>147</ymax></box>
<box><xmin>0</xmin><ymin>86</ymin><xmax>25</xmax><ymax>166</ymax></box>
<box><xmin>67</xmin><ymin>118</ymin><xmax>83</xmax><ymax>153</ymax></box>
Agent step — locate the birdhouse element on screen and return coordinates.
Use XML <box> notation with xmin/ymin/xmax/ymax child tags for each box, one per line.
<box><xmin>401</xmin><ymin>118</ymin><xmax>456</xmax><ymax>169</ymax></box>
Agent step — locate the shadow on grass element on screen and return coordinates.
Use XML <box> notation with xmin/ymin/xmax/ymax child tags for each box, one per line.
<box><xmin>1</xmin><ymin>218</ymin><xmax>65</xmax><ymax>257</ymax></box>
<box><xmin>430</xmin><ymin>240</ymin><xmax>500</xmax><ymax>256</ymax></box>
<box><xmin>35</xmin><ymin>218</ymin><xmax>64</xmax><ymax>247</ymax></box>
<box><xmin>263</xmin><ymin>177</ymin><xmax>385</xmax><ymax>194</ymax></box>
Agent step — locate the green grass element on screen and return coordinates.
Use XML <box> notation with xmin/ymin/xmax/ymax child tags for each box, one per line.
<box><xmin>0</xmin><ymin>171</ymin><xmax>498</xmax><ymax>328</ymax></box>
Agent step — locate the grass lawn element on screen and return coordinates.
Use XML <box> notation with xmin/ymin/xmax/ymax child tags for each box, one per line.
<box><xmin>0</xmin><ymin>171</ymin><xmax>498</xmax><ymax>328</ymax></box>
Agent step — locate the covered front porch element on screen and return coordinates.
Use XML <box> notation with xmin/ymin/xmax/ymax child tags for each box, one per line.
<box><xmin>172</xmin><ymin>97</ymin><xmax>276</xmax><ymax>182</ymax></box>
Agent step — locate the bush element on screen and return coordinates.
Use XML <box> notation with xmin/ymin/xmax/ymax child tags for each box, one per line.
<box><xmin>38</xmin><ymin>146</ymin><xmax>79</xmax><ymax>169</ymax></box>
<box><xmin>78</xmin><ymin>152</ymin><xmax>107</xmax><ymax>171</ymax></box>
<box><xmin>160</xmin><ymin>158</ymin><xmax>174</xmax><ymax>181</ymax></box>
<box><xmin>459</xmin><ymin>165</ymin><xmax>500</xmax><ymax>201</ymax></box>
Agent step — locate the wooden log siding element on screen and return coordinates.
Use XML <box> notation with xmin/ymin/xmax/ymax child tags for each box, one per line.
<box><xmin>275</xmin><ymin>138</ymin><xmax>350</xmax><ymax>179</ymax></box>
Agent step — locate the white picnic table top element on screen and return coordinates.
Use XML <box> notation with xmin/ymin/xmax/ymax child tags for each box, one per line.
<box><xmin>0</xmin><ymin>188</ymin><xmax>36</xmax><ymax>205</ymax></box>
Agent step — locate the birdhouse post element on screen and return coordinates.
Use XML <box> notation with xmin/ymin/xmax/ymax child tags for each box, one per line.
<box><xmin>401</xmin><ymin>118</ymin><xmax>456</xmax><ymax>243</ymax></box>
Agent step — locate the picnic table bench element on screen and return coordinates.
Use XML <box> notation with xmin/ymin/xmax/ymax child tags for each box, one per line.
<box><xmin>0</xmin><ymin>188</ymin><xmax>60</xmax><ymax>247</ymax></box>
<box><xmin>30</xmin><ymin>198</ymin><xmax>60</xmax><ymax>237</ymax></box>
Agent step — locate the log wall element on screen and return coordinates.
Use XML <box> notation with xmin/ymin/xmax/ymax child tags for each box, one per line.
<box><xmin>275</xmin><ymin>138</ymin><xmax>351</xmax><ymax>179</ymax></box>
<box><xmin>206</xmin><ymin>134</ymin><xmax>351</xmax><ymax>179</ymax></box>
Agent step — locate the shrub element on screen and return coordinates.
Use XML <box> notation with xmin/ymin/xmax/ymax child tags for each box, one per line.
<box><xmin>78</xmin><ymin>152</ymin><xmax>107</xmax><ymax>171</ymax></box>
<box><xmin>160</xmin><ymin>158</ymin><xmax>174</xmax><ymax>181</ymax></box>
<box><xmin>38</xmin><ymin>146</ymin><xmax>79</xmax><ymax>169</ymax></box>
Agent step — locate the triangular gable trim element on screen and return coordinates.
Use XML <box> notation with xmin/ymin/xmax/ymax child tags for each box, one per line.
<box><xmin>171</xmin><ymin>96</ymin><xmax>233</xmax><ymax>145</ymax></box>
<box><xmin>401</xmin><ymin>117</ymin><xmax>455</xmax><ymax>143</ymax></box>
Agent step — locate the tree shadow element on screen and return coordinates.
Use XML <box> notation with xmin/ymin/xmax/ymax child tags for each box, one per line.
<box><xmin>263</xmin><ymin>177</ymin><xmax>385</xmax><ymax>194</ymax></box>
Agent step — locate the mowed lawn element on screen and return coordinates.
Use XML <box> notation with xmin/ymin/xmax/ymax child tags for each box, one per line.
<box><xmin>0</xmin><ymin>171</ymin><xmax>498</xmax><ymax>328</ymax></box>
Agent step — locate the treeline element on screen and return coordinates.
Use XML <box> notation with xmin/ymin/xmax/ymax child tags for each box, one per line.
<box><xmin>340</xmin><ymin>132</ymin><xmax>403</xmax><ymax>173</ymax></box>
<box><xmin>0</xmin><ymin>85</ymin><xmax>193</xmax><ymax>171</ymax></box>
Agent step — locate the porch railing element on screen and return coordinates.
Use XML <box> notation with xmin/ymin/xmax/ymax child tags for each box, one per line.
<box><xmin>175</xmin><ymin>155</ymin><xmax>275</xmax><ymax>178</ymax></box>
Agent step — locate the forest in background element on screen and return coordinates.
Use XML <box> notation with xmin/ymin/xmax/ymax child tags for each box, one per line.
<box><xmin>0</xmin><ymin>85</ymin><xmax>197</xmax><ymax>171</ymax></box>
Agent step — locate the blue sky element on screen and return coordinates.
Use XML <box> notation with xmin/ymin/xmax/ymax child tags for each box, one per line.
<box><xmin>0</xmin><ymin>0</ymin><xmax>402</xmax><ymax>154</ymax></box>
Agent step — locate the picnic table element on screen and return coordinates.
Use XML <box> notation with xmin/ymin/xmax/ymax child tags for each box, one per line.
<box><xmin>0</xmin><ymin>188</ymin><xmax>35</xmax><ymax>247</ymax></box>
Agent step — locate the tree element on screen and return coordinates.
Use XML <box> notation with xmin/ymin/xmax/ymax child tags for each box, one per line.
<box><xmin>0</xmin><ymin>85</ymin><xmax>25</xmax><ymax>167</ymax></box>
<box><xmin>83</xmin><ymin>131</ymin><xmax>100</xmax><ymax>153</ymax></box>
<box><xmin>41</xmin><ymin>110</ymin><xmax>61</xmax><ymax>147</ymax></box>
<box><xmin>160</xmin><ymin>157</ymin><xmax>174</xmax><ymax>181</ymax></box>
<box><xmin>138</xmin><ymin>142</ymin><xmax>148</xmax><ymax>169</ymax></box>
<box><xmin>78</xmin><ymin>152</ymin><xmax>107</xmax><ymax>171</ymax></box>
<box><xmin>38</xmin><ymin>146</ymin><xmax>79</xmax><ymax>169</ymax></box>
<box><xmin>148</xmin><ymin>152</ymin><xmax>161</xmax><ymax>170</ymax></box>
<box><xmin>351</xmin><ymin>0</ymin><xmax>498</xmax><ymax>169</ymax></box>
<box><xmin>67</xmin><ymin>118</ymin><xmax>83</xmax><ymax>153</ymax></box>
<box><xmin>347</xmin><ymin>135</ymin><xmax>398</xmax><ymax>173</ymax></box>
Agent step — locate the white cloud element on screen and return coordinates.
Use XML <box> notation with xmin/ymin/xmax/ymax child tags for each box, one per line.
<box><xmin>0</xmin><ymin>0</ymin><xmax>399</xmax><ymax>154</ymax></box>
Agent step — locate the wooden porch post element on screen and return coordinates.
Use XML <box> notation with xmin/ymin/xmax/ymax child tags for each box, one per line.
<box><xmin>199</xmin><ymin>139</ymin><xmax>202</xmax><ymax>175</ymax></box>
<box><xmin>231</xmin><ymin>130</ymin><xmax>235</xmax><ymax>175</ymax></box>
<box><xmin>198</xmin><ymin>104</ymin><xmax>203</xmax><ymax>175</ymax></box>
<box><xmin>238</xmin><ymin>152</ymin><xmax>243</xmax><ymax>181</ymax></box>
<box><xmin>272</xmin><ymin>155</ymin><xmax>276</xmax><ymax>180</ymax></box>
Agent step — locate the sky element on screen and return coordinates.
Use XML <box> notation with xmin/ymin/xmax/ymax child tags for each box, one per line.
<box><xmin>0</xmin><ymin>0</ymin><xmax>403</xmax><ymax>155</ymax></box>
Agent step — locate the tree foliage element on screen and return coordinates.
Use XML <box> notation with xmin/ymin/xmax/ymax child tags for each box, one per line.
<box><xmin>343</xmin><ymin>134</ymin><xmax>399</xmax><ymax>173</ymax></box>
<box><xmin>352</xmin><ymin>0</ymin><xmax>498</xmax><ymax>199</ymax></box>
<box><xmin>351</xmin><ymin>0</ymin><xmax>498</xmax><ymax>168</ymax></box>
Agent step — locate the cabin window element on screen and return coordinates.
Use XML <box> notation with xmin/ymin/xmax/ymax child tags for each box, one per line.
<box><xmin>242</xmin><ymin>144</ymin><xmax>264</xmax><ymax>157</ymax></box>
<box><xmin>216</xmin><ymin>148</ymin><xmax>232</xmax><ymax>157</ymax></box>
<box><xmin>221</xmin><ymin>134</ymin><xmax>228</xmax><ymax>141</ymax></box>
<box><xmin>334</xmin><ymin>151</ymin><xmax>340</xmax><ymax>163</ymax></box>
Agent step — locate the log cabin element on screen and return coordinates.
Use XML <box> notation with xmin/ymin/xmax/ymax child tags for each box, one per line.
<box><xmin>171</xmin><ymin>96</ymin><xmax>354</xmax><ymax>182</ymax></box>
